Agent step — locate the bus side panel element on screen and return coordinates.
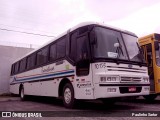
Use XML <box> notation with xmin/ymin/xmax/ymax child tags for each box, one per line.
<box><xmin>23</xmin><ymin>80</ymin><xmax>59</xmax><ymax>97</ymax></box>
<box><xmin>39</xmin><ymin>80</ymin><xmax>59</xmax><ymax>97</ymax></box>
<box><xmin>10</xmin><ymin>83</ymin><xmax>20</xmax><ymax>94</ymax></box>
<box><xmin>10</xmin><ymin>60</ymin><xmax>75</xmax><ymax>97</ymax></box>
<box><xmin>24</xmin><ymin>82</ymin><xmax>41</xmax><ymax>96</ymax></box>
<box><xmin>73</xmin><ymin>65</ymin><xmax>94</xmax><ymax>99</ymax></box>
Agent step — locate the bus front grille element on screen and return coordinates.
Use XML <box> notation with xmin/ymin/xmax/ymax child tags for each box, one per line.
<box><xmin>121</xmin><ymin>77</ymin><xmax>142</xmax><ymax>82</ymax></box>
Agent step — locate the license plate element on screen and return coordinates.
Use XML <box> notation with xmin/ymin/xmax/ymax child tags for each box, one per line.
<box><xmin>128</xmin><ymin>87</ymin><xmax>136</xmax><ymax>92</ymax></box>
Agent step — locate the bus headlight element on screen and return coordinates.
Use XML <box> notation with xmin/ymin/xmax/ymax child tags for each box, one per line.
<box><xmin>100</xmin><ymin>76</ymin><xmax>120</xmax><ymax>82</ymax></box>
<box><xmin>143</xmin><ymin>77</ymin><xmax>149</xmax><ymax>82</ymax></box>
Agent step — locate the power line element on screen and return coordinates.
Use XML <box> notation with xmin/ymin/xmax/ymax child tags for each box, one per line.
<box><xmin>0</xmin><ymin>28</ymin><xmax>55</xmax><ymax>37</ymax></box>
<box><xmin>0</xmin><ymin>23</ymin><xmax>55</xmax><ymax>35</ymax></box>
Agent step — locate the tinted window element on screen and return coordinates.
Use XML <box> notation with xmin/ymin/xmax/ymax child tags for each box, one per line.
<box><xmin>156</xmin><ymin>43</ymin><xmax>160</xmax><ymax>66</ymax></box>
<box><xmin>57</xmin><ymin>37</ymin><xmax>66</xmax><ymax>59</ymax></box>
<box><xmin>19</xmin><ymin>58</ymin><xmax>26</xmax><ymax>72</ymax></box>
<box><xmin>50</xmin><ymin>44</ymin><xmax>57</xmax><ymax>61</ymax></box>
<box><xmin>27</xmin><ymin>54</ymin><xmax>36</xmax><ymax>69</ymax></box>
<box><xmin>76</xmin><ymin>36</ymin><xmax>89</xmax><ymax>61</ymax></box>
<box><xmin>93</xmin><ymin>27</ymin><xmax>128</xmax><ymax>60</ymax></box>
<box><xmin>79</xmin><ymin>26</ymin><xmax>88</xmax><ymax>35</ymax></box>
<box><xmin>122</xmin><ymin>33</ymin><xmax>143</xmax><ymax>62</ymax></box>
<box><xmin>11</xmin><ymin>64</ymin><xmax>15</xmax><ymax>75</ymax></box>
<box><xmin>36</xmin><ymin>47</ymin><xmax>48</xmax><ymax>66</ymax></box>
<box><xmin>146</xmin><ymin>44</ymin><xmax>152</xmax><ymax>66</ymax></box>
<box><xmin>70</xmin><ymin>32</ymin><xmax>77</xmax><ymax>61</ymax></box>
<box><xmin>14</xmin><ymin>62</ymin><xmax>19</xmax><ymax>73</ymax></box>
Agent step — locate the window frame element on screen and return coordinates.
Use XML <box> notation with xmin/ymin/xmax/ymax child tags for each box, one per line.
<box><xmin>26</xmin><ymin>53</ymin><xmax>36</xmax><ymax>70</ymax></box>
<box><xmin>19</xmin><ymin>58</ymin><xmax>27</xmax><ymax>72</ymax></box>
<box><xmin>10</xmin><ymin>33</ymin><xmax>73</xmax><ymax>75</ymax></box>
<box><xmin>49</xmin><ymin>36</ymin><xmax>67</xmax><ymax>62</ymax></box>
<box><xmin>11</xmin><ymin>64</ymin><xmax>15</xmax><ymax>75</ymax></box>
<box><xmin>14</xmin><ymin>62</ymin><xmax>20</xmax><ymax>74</ymax></box>
<box><xmin>49</xmin><ymin>42</ymin><xmax>57</xmax><ymax>62</ymax></box>
<box><xmin>69</xmin><ymin>30</ymin><xmax>78</xmax><ymax>64</ymax></box>
<box><xmin>36</xmin><ymin>46</ymin><xmax>49</xmax><ymax>67</ymax></box>
<box><xmin>56</xmin><ymin>37</ymin><xmax>66</xmax><ymax>59</ymax></box>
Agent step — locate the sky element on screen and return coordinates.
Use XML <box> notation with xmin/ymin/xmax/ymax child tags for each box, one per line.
<box><xmin>0</xmin><ymin>0</ymin><xmax>160</xmax><ymax>47</ymax></box>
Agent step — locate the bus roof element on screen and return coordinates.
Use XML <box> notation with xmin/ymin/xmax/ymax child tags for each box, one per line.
<box><xmin>139</xmin><ymin>33</ymin><xmax>160</xmax><ymax>40</ymax></box>
<box><xmin>13</xmin><ymin>21</ymin><xmax>137</xmax><ymax>63</ymax></box>
<box><xmin>138</xmin><ymin>33</ymin><xmax>160</xmax><ymax>45</ymax></box>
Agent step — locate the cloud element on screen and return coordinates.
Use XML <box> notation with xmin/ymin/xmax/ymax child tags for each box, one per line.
<box><xmin>0</xmin><ymin>0</ymin><xmax>160</xmax><ymax>45</ymax></box>
<box><xmin>108</xmin><ymin>2</ymin><xmax>160</xmax><ymax>37</ymax></box>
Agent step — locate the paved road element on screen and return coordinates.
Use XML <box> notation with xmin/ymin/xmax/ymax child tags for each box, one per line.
<box><xmin>0</xmin><ymin>96</ymin><xmax>160</xmax><ymax>120</ymax></box>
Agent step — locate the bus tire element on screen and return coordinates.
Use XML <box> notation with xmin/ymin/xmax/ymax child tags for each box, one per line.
<box><xmin>20</xmin><ymin>86</ymin><xmax>26</xmax><ymax>101</ymax></box>
<box><xmin>143</xmin><ymin>94</ymin><xmax>157</xmax><ymax>101</ymax></box>
<box><xmin>62</xmin><ymin>83</ymin><xmax>75</xmax><ymax>108</ymax></box>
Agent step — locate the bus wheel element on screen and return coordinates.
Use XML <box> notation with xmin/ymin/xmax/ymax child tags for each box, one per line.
<box><xmin>62</xmin><ymin>83</ymin><xmax>75</xmax><ymax>108</ymax></box>
<box><xmin>20</xmin><ymin>86</ymin><xmax>26</xmax><ymax>101</ymax></box>
<box><xmin>143</xmin><ymin>94</ymin><xmax>157</xmax><ymax>101</ymax></box>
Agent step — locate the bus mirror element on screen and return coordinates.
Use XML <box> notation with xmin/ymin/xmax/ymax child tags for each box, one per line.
<box><xmin>154</xmin><ymin>41</ymin><xmax>159</xmax><ymax>50</ymax></box>
<box><xmin>114</xmin><ymin>43</ymin><xmax>120</xmax><ymax>48</ymax></box>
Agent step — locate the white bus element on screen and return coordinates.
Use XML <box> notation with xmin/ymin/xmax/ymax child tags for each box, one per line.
<box><xmin>10</xmin><ymin>22</ymin><xmax>150</xmax><ymax>108</ymax></box>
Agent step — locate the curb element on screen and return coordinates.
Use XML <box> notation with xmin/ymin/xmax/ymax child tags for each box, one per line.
<box><xmin>0</xmin><ymin>97</ymin><xmax>20</xmax><ymax>102</ymax></box>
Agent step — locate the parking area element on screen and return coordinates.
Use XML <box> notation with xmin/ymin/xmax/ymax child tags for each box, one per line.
<box><xmin>0</xmin><ymin>96</ymin><xmax>160</xmax><ymax>120</ymax></box>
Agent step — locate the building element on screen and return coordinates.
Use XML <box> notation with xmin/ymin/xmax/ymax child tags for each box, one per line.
<box><xmin>0</xmin><ymin>45</ymin><xmax>34</xmax><ymax>95</ymax></box>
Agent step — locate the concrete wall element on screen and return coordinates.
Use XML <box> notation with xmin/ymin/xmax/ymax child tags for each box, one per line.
<box><xmin>0</xmin><ymin>45</ymin><xmax>34</xmax><ymax>95</ymax></box>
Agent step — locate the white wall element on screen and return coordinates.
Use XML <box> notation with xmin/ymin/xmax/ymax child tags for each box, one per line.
<box><xmin>0</xmin><ymin>45</ymin><xmax>34</xmax><ymax>94</ymax></box>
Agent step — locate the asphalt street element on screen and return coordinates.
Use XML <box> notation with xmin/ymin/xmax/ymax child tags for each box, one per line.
<box><xmin>0</xmin><ymin>96</ymin><xmax>160</xmax><ymax>120</ymax></box>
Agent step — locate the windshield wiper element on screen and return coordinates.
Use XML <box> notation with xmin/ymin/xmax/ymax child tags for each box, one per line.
<box><xmin>114</xmin><ymin>38</ymin><xmax>124</xmax><ymax>64</ymax></box>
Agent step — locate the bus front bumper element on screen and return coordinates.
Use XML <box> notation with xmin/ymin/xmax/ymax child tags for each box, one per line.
<box><xmin>94</xmin><ymin>83</ymin><xmax>150</xmax><ymax>99</ymax></box>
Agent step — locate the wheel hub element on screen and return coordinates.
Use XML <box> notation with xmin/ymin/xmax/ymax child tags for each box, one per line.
<box><xmin>64</xmin><ymin>88</ymin><xmax>71</xmax><ymax>104</ymax></box>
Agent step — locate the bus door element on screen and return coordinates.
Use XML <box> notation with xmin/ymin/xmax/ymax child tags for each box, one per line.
<box><xmin>70</xmin><ymin>30</ymin><xmax>94</xmax><ymax>99</ymax></box>
<box><xmin>143</xmin><ymin>44</ymin><xmax>155</xmax><ymax>92</ymax></box>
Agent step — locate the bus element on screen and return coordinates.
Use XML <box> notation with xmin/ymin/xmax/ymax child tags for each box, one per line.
<box><xmin>10</xmin><ymin>22</ymin><xmax>150</xmax><ymax>108</ymax></box>
<box><xmin>138</xmin><ymin>33</ymin><xmax>160</xmax><ymax>101</ymax></box>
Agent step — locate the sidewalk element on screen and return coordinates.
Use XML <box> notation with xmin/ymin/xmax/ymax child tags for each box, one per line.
<box><xmin>0</xmin><ymin>96</ymin><xmax>20</xmax><ymax>102</ymax></box>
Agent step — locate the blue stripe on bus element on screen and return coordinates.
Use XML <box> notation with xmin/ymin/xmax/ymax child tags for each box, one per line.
<box><xmin>15</xmin><ymin>70</ymin><xmax>74</xmax><ymax>82</ymax></box>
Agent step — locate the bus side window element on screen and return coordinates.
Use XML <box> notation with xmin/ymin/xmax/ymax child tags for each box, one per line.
<box><xmin>36</xmin><ymin>47</ymin><xmax>48</xmax><ymax>66</ymax></box>
<box><xmin>19</xmin><ymin>58</ymin><xmax>26</xmax><ymax>72</ymax></box>
<box><xmin>146</xmin><ymin>44</ymin><xmax>152</xmax><ymax>67</ymax></box>
<box><xmin>76</xmin><ymin>36</ymin><xmax>89</xmax><ymax>61</ymax></box>
<box><xmin>50</xmin><ymin>43</ymin><xmax>57</xmax><ymax>61</ymax></box>
<box><xmin>141</xmin><ymin>46</ymin><xmax>147</xmax><ymax>63</ymax></box>
<box><xmin>26</xmin><ymin>54</ymin><xmax>36</xmax><ymax>69</ymax></box>
<box><xmin>70</xmin><ymin>31</ymin><xmax>77</xmax><ymax>62</ymax></box>
<box><xmin>11</xmin><ymin>64</ymin><xmax>15</xmax><ymax>75</ymax></box>
<box><xmin>14</xmin><ymin>62</ymin><xmax>19</xmax><ymax>74</ymax></box>
<box><xmin>57</xmin><ymin>37</ymin><xmax>66</xmax><ymax>59</ymax></box>
<box><xmin>76</xmin><ymin>35</ymin><xmax>90</xmax><ymax>76</ymax></box>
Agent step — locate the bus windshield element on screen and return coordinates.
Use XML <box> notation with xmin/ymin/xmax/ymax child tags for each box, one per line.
<box><xmin>122</xmin><ymin>33</ymin><xmax>144</xmax><ymax>63</ymax></box>
<box><xmin>92</xmin><ymin>26</ymin><xmax>144</xmax><ymax>63</ymax></box>
<box><xmin>93</xmin><ymin>27</ymin><xmax>128</xmax><ymax>60</ymax></box>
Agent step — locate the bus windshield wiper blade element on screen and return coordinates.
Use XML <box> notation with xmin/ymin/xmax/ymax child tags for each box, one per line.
<box><xmin>114</xmin><ymin>38</ymin><xmax>124</xmax><ymax>64</ymax></box>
